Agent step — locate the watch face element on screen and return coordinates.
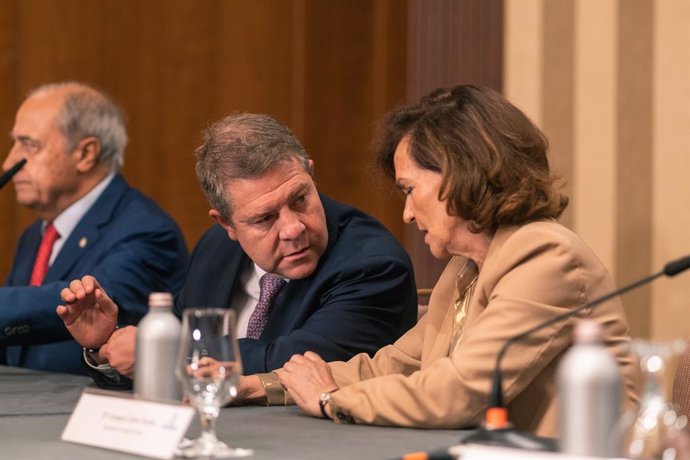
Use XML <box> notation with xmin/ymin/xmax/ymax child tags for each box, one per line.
<box><xmin>319</xmin><ymin>392</ymin><xmax>331</xmax><ymax>418</ymax></box>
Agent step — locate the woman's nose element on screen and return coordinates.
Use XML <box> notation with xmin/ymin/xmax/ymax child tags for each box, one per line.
<box><xmin>402</xmin><ymin>197</ymin><xmax>415</xmax><ymax>224</ymax></box>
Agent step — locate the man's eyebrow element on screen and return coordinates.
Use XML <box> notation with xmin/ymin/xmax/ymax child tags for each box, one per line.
<box><xmin>241</xmin><ymin>182</ymin><xmax>313</xmax><ymax>223</ymax></box>
<box><xmin>289</xmin><ymin>183</ymin><xmax>311</xmax><ymax>199</ymax></box>
<box><xmin>10</xmin><ymin>134</ymin><xmax>38</xmax><ymax>144</ymax></box>
<box><xmin>242</xmin><ymin>208</ymin><xmax>276</xmax><ymax>223</ymax></box>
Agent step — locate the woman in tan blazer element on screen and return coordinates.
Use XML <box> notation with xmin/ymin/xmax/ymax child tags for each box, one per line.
<box><xmin>241</xmin><ymin>85</ymin><xmax>638</xmax><ymax>438</ymax></box>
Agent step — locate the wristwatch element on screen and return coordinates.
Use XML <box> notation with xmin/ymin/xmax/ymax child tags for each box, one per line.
<box><xmin>83</xmin><ymin>325</ymin><xmax>120</xmax><ymax>356</ymax></box>
<box><xmin>84</xmin><ymin>346</ymin><xmax>100</xmax><ymax>355</ymax></box>
<box><xmin>319</xmin><ymin>392</ymin><xmax>332</xmax><ymax>418</ymax></box>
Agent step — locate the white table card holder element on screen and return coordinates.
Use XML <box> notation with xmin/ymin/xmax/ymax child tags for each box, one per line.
<box><xmin>62</xmin><ymin>388</ymin><xmax>195</xmax><ymax>459</ymax></box>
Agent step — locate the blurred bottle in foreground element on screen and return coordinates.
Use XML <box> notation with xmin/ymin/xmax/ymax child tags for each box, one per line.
<box><xmin>558</xmin><ymin>319</ymin><xmax>622</xmax><ymax>457</ymax></box>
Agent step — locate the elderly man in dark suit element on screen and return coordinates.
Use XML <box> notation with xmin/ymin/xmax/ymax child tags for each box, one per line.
<box><xmin>58</xmin><ymin>113</ymin><xmax>417</xmax><ymax>388</ymax></box>
<box><xmin>0</xmin><ymin>82</ymin><xmax>188</xmax><ymax>374</ymax></box>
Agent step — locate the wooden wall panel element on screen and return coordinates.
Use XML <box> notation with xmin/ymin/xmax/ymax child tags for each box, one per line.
<box><xmin>504</xmin><ymin>0</ymin><xmax>690</xmax><ymax>339</ymax></box>
<box><xmin>0</xmin><ymin>1</ymin><xmax>20</xmax><ymax>277</ymax></box>
<box><xmin>0</xmin><ymin>1</ymin><xmax>408</xmax><ymax>280</ymax></box>
<box><xmin>406</xmin><ymin>0</ymin><xmax>504</xmax><ymax>289</ymax></box>
<box><xmin>302</xmin><ymin>0</ymin><xmax>407</xmax><ymax>237</ymax></box>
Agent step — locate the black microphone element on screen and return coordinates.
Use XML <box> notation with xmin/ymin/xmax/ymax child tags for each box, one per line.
<box><xmin>461</xmin><ymin>254</ymin><xmax>690</xmax><ymax>451</ymax></box>
<box><xmin>664</xmin><ymin>255</ymin><xmax>690</xmax><ymax>276</ymax></box>
<box><xmin>0</xmin><ymin>158</ymin><xmax>27</xmax><ymax>190</ymax></box>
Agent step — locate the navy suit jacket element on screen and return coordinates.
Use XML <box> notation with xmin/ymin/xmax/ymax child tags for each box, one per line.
<box><xmin>1</xmin><ymin>174</ymin><xmax>189</xmax><ymax>375</ymax></box>
<box><xmin>175</xmin><ymin>194</ymin><xmax>417</xmax><ymax>374</ymax></box>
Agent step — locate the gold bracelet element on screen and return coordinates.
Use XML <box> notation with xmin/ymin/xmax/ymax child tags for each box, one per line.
<box><xmin>257</xmin><ymin>372</ymin><xmax>287</xmax><ymax>406</ymax></box>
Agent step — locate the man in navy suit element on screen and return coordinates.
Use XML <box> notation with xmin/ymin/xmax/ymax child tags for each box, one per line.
<box><xmin>58</xmin><ymin>113</ymin><xmax>417</xmax><ymax>387</ymax></box>
<box><xmin>0</xmin><ymin>82</ymin><xmax>189</xmax><ymax>375</ymax></box>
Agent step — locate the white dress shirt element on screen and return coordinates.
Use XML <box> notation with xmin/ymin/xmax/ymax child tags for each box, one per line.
<box><xmin>46</xmin><ymin>173</ymin><xmax>116</xmax><ymax>264</ymax></box>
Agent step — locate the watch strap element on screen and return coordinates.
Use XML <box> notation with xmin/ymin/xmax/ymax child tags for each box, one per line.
<box><xmin>319</xmin><ymin>390</ymin><xmax>336</xmax><ymax>418</ymax></box>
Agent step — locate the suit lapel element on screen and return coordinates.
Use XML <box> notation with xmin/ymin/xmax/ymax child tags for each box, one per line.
<box><xmin>422</xmin><ymin>256</ymin><xmax>467</xmax><ymax>364</ymax></box>
<box><xmin>463</xmin><ymin>225</ymin><xmax>511</xmax><ymax>328</ymax></box>
<box><xmin>43</xmin><ymin>175</ymin><xmax>128</xmax><ymax>284</ymax></box>
<box><xmin>261</xmin><ymin>279</ymin><xmax>309</xmax><ymax>337</ymax></box>
<box><xmin>216</xmin><ymin>251</ymin><xmax>249</xmax><ymax>310</ymax></box>
<box><xmin>11</xmin><ymin>222</ymin><xmax>43</xmax><ymax>285</ymax></box>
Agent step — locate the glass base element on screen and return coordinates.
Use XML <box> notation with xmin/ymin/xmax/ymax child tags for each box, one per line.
<box><xmin>176</xmin><ymin>436</ymin><xmax>254</xmax><ymax>458</ymax></box>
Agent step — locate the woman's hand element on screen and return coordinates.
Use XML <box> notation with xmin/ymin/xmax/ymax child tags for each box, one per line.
<box><xmin>276</xmin><ymin>351</ymin><xmax>338</xmax><ymax>418</ymax></box>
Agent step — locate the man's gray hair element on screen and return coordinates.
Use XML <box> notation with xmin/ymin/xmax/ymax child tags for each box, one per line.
<box><xmin>195</xmin><ymin>113</ymin><xmax>311</xmax><ymax>221</ymax></box>
<box><xmin>30</xmin><ymin>82</ymin><xmax>127</xmax><ymax>171</ymax></box>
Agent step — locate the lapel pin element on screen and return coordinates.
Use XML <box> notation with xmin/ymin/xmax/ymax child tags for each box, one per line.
<box><xmin>78</xmin><ymin>237</ymin><xmax>87</xmax><ymax>248</ymax></box>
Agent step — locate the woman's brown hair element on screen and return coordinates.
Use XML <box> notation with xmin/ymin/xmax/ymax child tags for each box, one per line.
<box><xmin>375</xmin><ymin>85</ymin><xmax>568</xmax><ymax>233</ymax></box>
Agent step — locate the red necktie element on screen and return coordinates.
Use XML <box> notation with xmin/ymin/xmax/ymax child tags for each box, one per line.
<box><xmin>29</xmin><ymin>223</ymin><xmax>59</xmax><ymax>286</ymax></box>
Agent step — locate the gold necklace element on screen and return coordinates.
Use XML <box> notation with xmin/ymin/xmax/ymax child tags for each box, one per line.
<box><xmin>450</xmin><ymin>259</ymin><xmax>479</xmax><ymax>353</ymax></box>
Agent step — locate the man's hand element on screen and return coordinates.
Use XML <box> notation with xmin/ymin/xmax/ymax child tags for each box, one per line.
<box><xmin>100</xmin><ymin>326</ymin><xmax>137</xmax><ymax>377</ymax></box>
<box><xmin>277</xmin><ymin>351</ymin><xmax>338</xmax><ymax>418</ymax></box>
<box><xmin>56</xmin><ymin>275</ymin><xmax>118</xmax><ymax>349</ymax></box>
<box><xmin>231</xmin><ymin>375</ymin><xmax>267</xmax><ymax>405</ymax></box>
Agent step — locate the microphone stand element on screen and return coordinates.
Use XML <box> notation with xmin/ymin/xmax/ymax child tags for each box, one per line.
<box><xmin>460</xmin><ymin>255</ymin><xmax>690</xmax><ymax>451</ymax></box>
<box><xmin>0</xmin><ymin>158</ymin><xmax>27</xmax><ymax>190</ymax></box>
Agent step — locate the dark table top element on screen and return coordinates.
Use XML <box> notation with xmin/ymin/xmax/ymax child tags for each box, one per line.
<box><xmin>0</xmin><ymin>365</ymin><xmax>463</xmax><ymax>459</ymax></box>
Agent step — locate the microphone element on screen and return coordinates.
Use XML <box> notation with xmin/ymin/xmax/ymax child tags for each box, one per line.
<box><xmin>461</xmin><ymin>254</ymin><xmax>690</xmax><ymax>451</ymax></box>
<box><xmin>664</xmin><ymin>255</ymin><xmax>690</xmax><ymax>276</ymax></box>
<box><xmin>0</xmin><ymin>158</ymin><xmax>27</xmax><ymax>190</ymax></box>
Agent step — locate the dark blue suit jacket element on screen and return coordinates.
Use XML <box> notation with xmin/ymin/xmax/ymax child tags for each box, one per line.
<box><xmin>1</xmin><ymin>174</ymin><xmax>189</xmax><ymax>375</ymax></box>
<box><xmin>175</xmin><ymin>194</ymin><xmax>417</xmax><ymax>374</ymax></box>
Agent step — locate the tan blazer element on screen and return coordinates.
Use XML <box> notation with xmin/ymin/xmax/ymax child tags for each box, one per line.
<box><xmin>328</xmin><ymin>221</ymin><xmax>638</xmax><ymax>437</ymax></box>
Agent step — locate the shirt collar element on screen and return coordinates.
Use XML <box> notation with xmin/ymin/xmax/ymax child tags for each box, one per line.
<box><xmin>48</xmin><ymin>173</ymin><xmax>116</xmax><ymax>239</ymax></box>
<box><xmin>243</xmin><ymin>263</ymin><xmax>290</xmax><ymax>295</ymax></box>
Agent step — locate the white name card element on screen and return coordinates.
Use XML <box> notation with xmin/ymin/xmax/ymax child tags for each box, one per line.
<box><xmin>62</xmin><ymin>388</ymin><xmax>195</xmax><ymax>459</ymax></box>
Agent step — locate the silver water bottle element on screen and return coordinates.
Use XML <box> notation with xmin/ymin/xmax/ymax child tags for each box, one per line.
<box><xmin>134</xmin><ymin>292</ymin><xmax>182</xmax><ymax>402</ymax></box>
<box><xmin>558</xmin><ymin>319</ymin><xmax>622</xmax><ymax>457</ymax></box>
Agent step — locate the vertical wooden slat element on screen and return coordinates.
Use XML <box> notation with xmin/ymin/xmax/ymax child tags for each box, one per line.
<box><xmin>290</xmin><ymin>0</ymin><xmax>306</xmax><ymax>141</ymax></box>
<box><xmin>616</xmin><ymin>0</ymin><xmax>653</xmax><ymax>338</ymax></box>
<box><xmin>368</xmin><ymin>0</ymin><xmax>408</xmax><ymax>238</ymax></box>
<box><xmin>542</xmin><ymin>0</ymin><xmax>575</xmax><ymax>229</ymax></box>
<box><xmin>652</xmin><ymin>0</ymin><xmax>690</xmax><ymax>340</ymax></box>
<box><xmin>573</xmin><ymin>0</ymin><xmax>618</xmax><ymax>273</ymax></box>
<box><xmin>504</xmin><ymin>0</ymin><xmax>543</xmax><ymax>125</ymax></box>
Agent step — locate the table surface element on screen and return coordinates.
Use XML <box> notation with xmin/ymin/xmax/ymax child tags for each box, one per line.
<box><xmin>0</xmin><ymin>365</ymin><xmax>463</xmax><ymax>460</ymax></box>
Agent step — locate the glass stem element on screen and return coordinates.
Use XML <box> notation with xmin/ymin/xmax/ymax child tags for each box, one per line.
<box><xmin>641</xmin><ymin>359</ymin><xmax>667</xmax><ymax>405</ymax></box>
<box><xmin>199</xmin><ymin>410</ymin><xmax>220</xmax><ymax>443</ymax></box>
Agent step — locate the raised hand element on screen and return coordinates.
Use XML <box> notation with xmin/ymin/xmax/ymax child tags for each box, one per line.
<box><xmin>56</xmin><ymin>275</ymin><xmax>118</xmax><ymax>349</ymax></box>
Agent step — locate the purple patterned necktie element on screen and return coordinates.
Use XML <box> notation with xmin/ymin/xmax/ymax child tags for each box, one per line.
<box><xmin>246</xmin><ymin>273</ymin><xmax>287</xmax><ymax>339</ymax></box>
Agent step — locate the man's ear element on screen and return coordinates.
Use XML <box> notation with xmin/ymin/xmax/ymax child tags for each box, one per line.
<box><xmin>308</xmin><ymin>159</ymin><xmax>315</xmax><ymax>176</ymax></box>
<box><xmin>73</xmin><ymin>137</ymin><xmax>101</xmax><ymax>173</ymax></box>
<box><xmin>209</xmin><ymin>209</ymin><xmax>237</xmax><ymax>241</ymax></box>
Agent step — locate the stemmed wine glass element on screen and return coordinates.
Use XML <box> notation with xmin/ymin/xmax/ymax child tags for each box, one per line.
<box><xmin>175</xmin><ymin>308</ymin><xmax>253</xmax><ymax>458</ymax></box>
